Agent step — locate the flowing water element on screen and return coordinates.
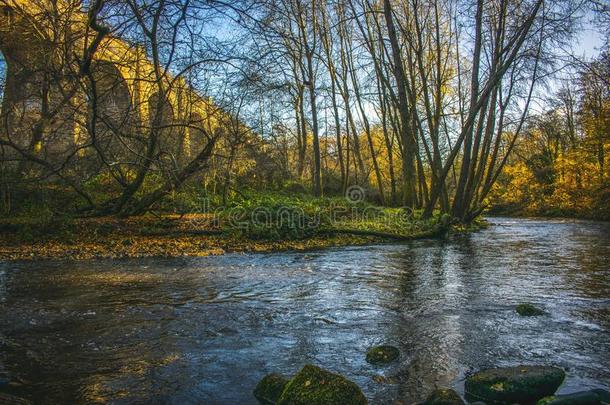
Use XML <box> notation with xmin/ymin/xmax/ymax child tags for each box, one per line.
<box><xmin>0</xmin><ymin>217</ymin><xmax>609</xmax><ymax>404</ymax></box>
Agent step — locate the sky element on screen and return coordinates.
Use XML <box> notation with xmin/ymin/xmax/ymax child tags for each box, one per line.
<box><xmin>573</xmin><ymin>10</ymin><xmax>607</xmax><ymax>59</ymax></box>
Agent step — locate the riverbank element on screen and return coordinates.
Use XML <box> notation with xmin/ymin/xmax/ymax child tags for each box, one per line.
<box><xmin>0</xmin><ymin>214</ymin><xmax>376</xmax><ymax>260</ymax></box>
<box><xmin>0</xmin><ymin>211</ymin><xmax>473</xmax><ymax>261</ymax></box>
<box><xmin>0</xmin><ymin>189</ymin><xmax>493</xmax><ymax>260</ymax></box>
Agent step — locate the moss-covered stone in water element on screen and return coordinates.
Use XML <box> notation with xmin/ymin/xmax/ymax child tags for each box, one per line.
<box><xmin>423</xmin><ymin>388</ymin><xmax>465</xmax><ymax>404</ymax></box>
<box><xmin>465</xmin><ymin>365</ymin><xmax>565</xmax><ymax>403</ymax></box>
<box><xmin>537</xmin><ymin>389</ymin><xmax>610</xmax><ymax>404</ymax></box>
<box><xmin>365</xmin><ymin>345</ymin><xmax>400</xmax><ymax>365</ymax></box>
<box><xmin>516</xmin><ymin>303</ymin><xmax>545</xmax><ymax>316</ymax></box>
<box><xmin>277</xmin><ymin>364</ymin><xmax>367</xmax><ymax>405</ymax></box>
<box><xmin>254</xmin><ymin>373</ymin><xmax>289</xmax><ymax>404</ymax></box>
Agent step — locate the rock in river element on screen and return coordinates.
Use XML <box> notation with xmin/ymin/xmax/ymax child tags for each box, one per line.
<box><xmin>254</xmin><ymin>373</ymin><xmax>289</xmax><ymax>404</ymax></box>
<box><xmin>277</xmin><ymin>364</ymin><xmax>367</xmax><ymax>405</ymax></box>
<box><xmin>365</xmin><ymin>345</ymin><xmax>400</xmax><ymax>365</ymax></box>
<box><xmin>422</xmin><ymin>388</ymin><xmax>465</xmax><ymax>404</ymax></box>
<box><xmin>465</xmin><ymin>365</ymin><xmax>565</xmax><ymax>403</ymax></box>
<box><xmin>516</xmin><ymin>303</ymin><xmax>545</xmax><ymax>316</ymax></box>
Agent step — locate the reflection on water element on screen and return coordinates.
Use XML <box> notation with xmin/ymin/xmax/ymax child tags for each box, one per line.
<box><xmin>0</xmin><ymin>217</ymin><xmax>609</xmax><ymax>404</ymax></box>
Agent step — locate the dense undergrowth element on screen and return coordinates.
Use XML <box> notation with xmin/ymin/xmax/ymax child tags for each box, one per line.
<box><xmin>0</xmin><ymin>183</ymin><xmax>470</xmax><ymax>260</ymax></box>
<box><xmin>1</xmin><ymin>183</ymin><xmax>451</xmax><ymax>242</ymax></box>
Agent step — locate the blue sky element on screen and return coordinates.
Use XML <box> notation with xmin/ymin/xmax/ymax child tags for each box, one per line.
<box><xmin>574</xmin><ymin>12</ymin><xmax>606</xmax><ymax>59</ymax></box>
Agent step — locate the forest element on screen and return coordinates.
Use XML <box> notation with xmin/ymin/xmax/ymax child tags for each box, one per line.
<box><xmin>0</xmin><ymin>0</ymin><xmax>608</xmax><ymax>258</ymax></box>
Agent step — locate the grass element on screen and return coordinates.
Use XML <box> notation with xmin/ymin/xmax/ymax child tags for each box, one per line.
<box><xmin>0</xmin><ymin>189</ymin><xmax>464</xmax><ymax>260</ymax></box>
<box><xmin>215</xmin><ymin>191</ymin><xmax>450</xmax><ymax>239</ymax></box>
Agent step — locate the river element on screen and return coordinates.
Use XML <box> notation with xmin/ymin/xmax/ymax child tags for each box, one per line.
<box><xmin>0</xmin><ymin>217</ymin><xmax>609</xmax><ymax>403</ymax></box>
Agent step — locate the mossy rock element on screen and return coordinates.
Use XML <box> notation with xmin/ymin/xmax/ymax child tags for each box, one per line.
<box><xmin>423</xmin><ymin>388</ymin><xmax>465</xmax><ymax>404</ymax></box>
<box><xmin>516</xmin><ymin>303</ymin><xmax>545</xmax><ymax>316</ymax></box>
<box><xmin>537</xmin><ymin>389</ymin><xmax>610</xmax><ymax>404</ymax></box>
<box><xmin>254</xmin><ymin>373</ymin><xmax>289</xmax><ymax>404</ymax></box>
<box><xmin>365</xmin><ymin>345</ymin><xmax>400</xmax><ymax>365</ymax></box>
<box><xmin>465</xmin><ymin>365</ymin><xmax>565</xmax><ymax>403</ymax></box>
<box><xmin>277</xmin><ymin>364</ymin><xmax>367</xmax><ymax>405</ymax></box>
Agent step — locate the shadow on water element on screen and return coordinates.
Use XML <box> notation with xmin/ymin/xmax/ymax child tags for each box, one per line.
<box><xmin>0</xmin><ymin>217</ymin><xmax>609</xmax><ymax>404</ymax></box>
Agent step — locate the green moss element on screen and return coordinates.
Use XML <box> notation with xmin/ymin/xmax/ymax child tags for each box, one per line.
<box><xmin>439</xmin><ymin>213</ymin><xmax>453</xmax><ymax>227</ymax></box>
<box><xmin>465</xmin><ymin>365</ymin><xmax>565</xmax><ymax>403</ymax></box>
<box><xmin>217</xmin><ymin>191</ymin><xmax>446</xmax><ymax>241</ymax></box>
<box><xmin>516</xmin><ymin>303</ymin><xmax>545</xmax><ymax>316</ymax></box>
<box><xmin>450</xmin><ymin>217</ymin><xmax>489</xmax><ymax>233</ymax></box>
<box><xmin>277</xmin><ymin>364</ymin><xmax>367</xmax><ymax>405</ymax></box>
<box><xmin>365</xmin><ymin>345</ymin><xmax>400</xmax><ymax>365</ymax></box>
<box><xmin>254</xmin><ymin>373</ymin><xmax>289</xmax><ymax>404</ymax></box>
<box><xmin>423</xmin><ymin>388</ymin><xmax>465</xmax><ymax>404</ymax></box>
<box><xmin>537</xmin><ymin>396</ymin><xmax>557</xmax><ymax>405</ymax></box>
